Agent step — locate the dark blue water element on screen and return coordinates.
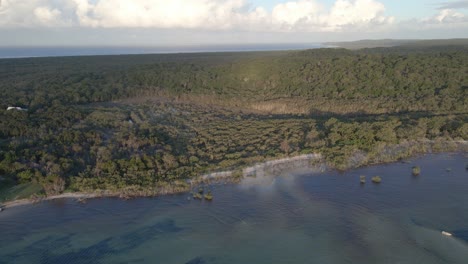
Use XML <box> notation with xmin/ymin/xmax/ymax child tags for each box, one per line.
<box><xmin>0</xmin><ymin>153</ymin><xmax>467</xmax><ymax>264</ymax></box>
<box><xmin>0</xmin><ymin>44</ymin><xmax>323</xmax><ymax>59</ymax></box>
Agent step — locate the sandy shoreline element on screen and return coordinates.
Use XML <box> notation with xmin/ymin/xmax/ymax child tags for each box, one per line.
<box><xmin>1</xmin><ymin>193</ymin><xmax>103</xmax><ymax>209</ymax></box>
<box><xmin>1</xmin><ymin>141</ymin><xmax>466</xmax><ymax>211</ymax></box>
<box><xmin>1</xmin><ymin>154</ymin><xmax>325</xmax><ymax>210</ymax></box>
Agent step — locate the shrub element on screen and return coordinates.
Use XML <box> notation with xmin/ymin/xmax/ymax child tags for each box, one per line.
<box><xmin>204</xmin><ymin>191</ymin><xmax>213</xmax><ymax>201</ymax></box>
<box><xmin>193</xmin><ymin>192</ymin><xmax>202</xmax><ymax>200</ymax></box>
<box><xmin>42</xmin><ymin>175</ymin><xmax>65</xmax><ymax>196</ymax></box>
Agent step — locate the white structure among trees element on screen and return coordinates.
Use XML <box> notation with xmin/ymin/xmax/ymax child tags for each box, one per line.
<box><xmin>7</xmin><ymin>106</ymin><xmax>27</xmax><ymax>111</ymax></box>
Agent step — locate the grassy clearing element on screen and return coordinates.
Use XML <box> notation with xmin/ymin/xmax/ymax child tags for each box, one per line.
<box><xmin>0</xmin><ymin>183</ymin><xmax>44</xmax><ymax>203</ymax></box>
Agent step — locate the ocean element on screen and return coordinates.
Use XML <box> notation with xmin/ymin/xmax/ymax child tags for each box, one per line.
<box><xmin>0</xmin><ymin>43</ymin><xmax>324</xmax><ymax>59</ymax></box>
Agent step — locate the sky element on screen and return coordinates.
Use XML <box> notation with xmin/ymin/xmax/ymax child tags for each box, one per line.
<box><xmin>0</xmin><ymin>0</ymin><xmax>467</xmax><ymax>46</ymax></box>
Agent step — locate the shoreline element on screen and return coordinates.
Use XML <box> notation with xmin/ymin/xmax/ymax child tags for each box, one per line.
<box><xmin>1</xmin><ymin>140</ymin><xmax>467</xmax><ymax>210</ymax></box>
<box><xmin>1</xmin><ymin>153</ymin><xmax>325</xmax><ymax>209</ymax></box>
<box><xmin>1</xmin><ymin>193</ymin><xmax>102</xmax><ymax>209</ymax></box>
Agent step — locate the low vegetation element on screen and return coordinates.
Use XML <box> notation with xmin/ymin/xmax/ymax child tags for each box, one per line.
<box><xmin>204</xmin><ymin>191</ymin><xmax>213</xmax><ymax>201</ymax></box>
<box><xmin>0</xmin><ymin>183</ymin><xmax>44</xmax><ymax>202</ymax></box>
<box><xmin>412</xmin><ymin>166</ymin><xmax>421</xmax><ymax>176</ymax></box>
<box><xmin>192</xmin><ymin>192</ymin><xmax>203</xmax><ymax>200</ymax></box>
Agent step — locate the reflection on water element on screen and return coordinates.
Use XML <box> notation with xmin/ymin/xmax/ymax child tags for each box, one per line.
<box><xmin>1</xmin><ymin>153</ymin><xmax>467</xmax><ymax>264</ymax></box>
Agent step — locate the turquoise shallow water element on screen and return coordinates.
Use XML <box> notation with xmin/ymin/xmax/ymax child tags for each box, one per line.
<box><xmin>1</xmin><ymin>153</ymin><xmax>467</xmax><ymax>264</ymax></box>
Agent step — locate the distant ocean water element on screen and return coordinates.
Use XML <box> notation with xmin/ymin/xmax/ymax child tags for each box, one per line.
<box><xmin>0</xmin><ymin>43</ymin><xmax>324</xmax><ymax>59</ymax></box>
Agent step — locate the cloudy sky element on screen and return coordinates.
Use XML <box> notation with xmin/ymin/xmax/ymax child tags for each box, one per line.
<box><xmin>0</xmin><ymin>0</ymin><xmax>467</xmax><ymax>46</ymax></box>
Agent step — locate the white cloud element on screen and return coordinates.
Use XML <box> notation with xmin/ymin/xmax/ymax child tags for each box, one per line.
<box><xmin>325</xmin><ymin>0</ymin><xmax>393</xmax><ymax>31</ymax></box>
<box><xmin>73</xmin><ymin>0</ymin><xmax>100</xmax><ymax>27</ymax></box>
<box><xmin>72</xmin><ymin>0</ymin><xmax>259</xmax><ymax>29</ymax></box>
<box><xmin>401</xmin><ymin>9</ymin><xmax>468</xmax><ymax>30</ymax></box>
<box><xmin>0</xmin><ymin>0</ymin><xmax>396</xmax><ymax>32</ymax></box>
<box><xmin>272</xmin><ymin>1</ymin><xmax>323</xmax><ymax>27</ymax></box>
<box><xmin>400</xmin><ymin>8</ymin><xmax>468</xmax><ymax>31</ymax></box>
<box><xmin>0</xmin><ymin>0</ymin><xmax>74</xmax><ymax>27</ymax></box>
<box><xmin>436</xmin><ymin>1</ymin><xmax>468</xmax><ymax>10</ymax></box>
<box><xmin>34</xmin><ymin>6</ymin><xmax>63</xmax><ymax>26</ymax></box>
<box><xmin>432</xmin><ymin>9</ymin><xmax>466</xmax><ymax>23</ymax></box>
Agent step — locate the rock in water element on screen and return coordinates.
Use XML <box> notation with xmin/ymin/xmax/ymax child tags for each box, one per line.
<box><xmin>371</xmin><ymin>176</ymin><xmax>382</xmax><ymax>183</ymax></box>
<box><xmin>360</xmin><ymin>175</ymin><xmax>366</xmax><ymax>184</ymax></box>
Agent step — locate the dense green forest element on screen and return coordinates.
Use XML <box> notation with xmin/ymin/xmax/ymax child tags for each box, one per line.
<box><xmin>0</xmin><ymin>45</ymin><xmax>467</xmax><ymax>201</ymax></box>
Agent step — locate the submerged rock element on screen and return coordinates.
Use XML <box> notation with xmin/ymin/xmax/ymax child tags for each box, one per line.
<box><xmin>77</xmin><ymin>198</ymin><xmax>87</xmax><ymax>204</ymax></box>
<box><xmin>185</xmin><ymin>257</ymin><xmax>205</xmax><ymax>264</ymax></box>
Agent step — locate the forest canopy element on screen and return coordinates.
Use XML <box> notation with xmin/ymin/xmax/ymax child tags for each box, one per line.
<box><xmin>0</xmin><ymin>45</ymin><xmax>467</xmax><ymax>200</ymax></box>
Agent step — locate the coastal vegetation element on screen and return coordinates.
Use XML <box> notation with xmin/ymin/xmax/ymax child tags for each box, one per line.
<box><xmin>0</xmin><ymin>44</ymin><xmax>467</xmax><ymax>202</ymax></box>
<box><xmin>204</xmin><ymin>191</ymin><xmax>213</xmax><ymax>201</ymax></box>
<box><xmin>192</xmin><ymin>192</ymin><xmax>203</xmax><ymax>200</ymax></box>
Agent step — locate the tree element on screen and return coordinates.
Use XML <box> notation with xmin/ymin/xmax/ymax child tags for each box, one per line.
<box><xmin>42</xmin><ymin>175</ymin><xmax>65</xmax><ymax>196</ymax></box>
<box><xmin>280</xmin><ymin>139</ymin><xmax>291</xmax><ymax>154</ymax></box>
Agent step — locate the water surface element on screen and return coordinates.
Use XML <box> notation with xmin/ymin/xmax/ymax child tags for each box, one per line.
<box><xmin>1</xmin><ymin>153</ymin><xmax>467</xmax><ymax>264</ymax></box>
<box><xmin>0</xmin><ymin>44</ymin><xmax>323</xmax><ymax>59</ymax></box>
